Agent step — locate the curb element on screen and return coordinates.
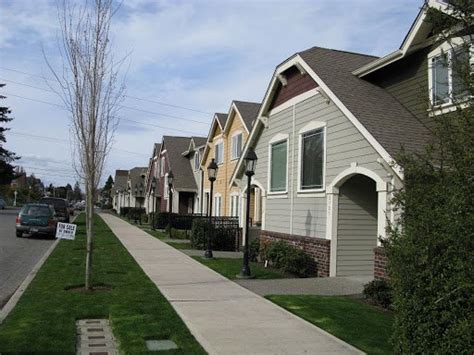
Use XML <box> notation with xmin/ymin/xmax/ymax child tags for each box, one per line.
<box><xmin>0</xmin><ymin>214</ymin><xmax>79</xmax><ymax>325</ymax></box>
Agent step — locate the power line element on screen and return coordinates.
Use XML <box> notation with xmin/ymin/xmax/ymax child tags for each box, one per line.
<box><xmin>3</xmin><ymin>91</ymin><xmax>204</xmax><ymax>135</ymax></box>
<box><xmin>0</xmin><ymin>67</ymin><xmax>212</xmax><ymax>115</ymax></box>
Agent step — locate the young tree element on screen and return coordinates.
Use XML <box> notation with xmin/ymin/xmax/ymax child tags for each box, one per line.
<box><xmin>384</xmin><ymin>1</ymin><xmax>473</xmax><ymax>353</ymax></box>
<box><xmin>0</xmin><ymin>84</ymin><xmax>19</xmax><ymax>184</ymax></box>
<box><xmin>47</xmin><ymin>0</ymin><xmax>125</xmax><ymax>290</ymax></box>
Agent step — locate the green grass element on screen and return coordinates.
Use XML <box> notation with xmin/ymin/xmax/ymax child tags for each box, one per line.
<box><xmin>0</xmin><ymin>214</ymin><xmax>205</xmax><ymax>354</ymax></box>
<box><xmin>167</xmin><ymin>242</ymin><xmax>193</xmax><ymax>250</ymax></box>
<box><xmin>267</xmin><ymin>295</ymin><xmax>394</xmax><ymax>354</ymax></box>
<box><xmin>193</xmin><ymin>257</ymin><xmax>287</xmax><ymax>279</ymax></box>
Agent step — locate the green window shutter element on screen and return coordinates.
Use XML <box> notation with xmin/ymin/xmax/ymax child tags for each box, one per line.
<box><xmin>270</xmin><ymin>140</ymin><xmax>287</xmax><ymax>192</ymax></box>
<box><xmin>301</xmin><ymin>129</ymin><xmax>324</xmax><ymax>190</ymax></box>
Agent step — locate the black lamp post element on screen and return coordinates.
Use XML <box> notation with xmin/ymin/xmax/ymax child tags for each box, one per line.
<box><xmin>138</xmin><ymin>183</ymin><xmax>144</xmax><ymax>224</ymax></box>
<box><xmin>151</xmin><ymin>177</ymin><xmax>157</xmax><ymax>230</ymax></box>
<box><xmin>239</xmin><ymin>148</ymin><xmax>257</xmax><ymax>278</ymax></box>
<box><xmin>205</xmin><ymin>158</ymin><xmax>218</xmax><ymax>259</ymax></box>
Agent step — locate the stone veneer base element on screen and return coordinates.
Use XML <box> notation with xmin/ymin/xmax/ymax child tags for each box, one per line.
<box><xmin>374</xmin><ymin>246</ymin><xmax>388</xmax><ymax>280</ymax></box>
<box><xmin>260</xmin><ymin>230</ymin><xmax>330</xmax><ymax>277</ymax></box>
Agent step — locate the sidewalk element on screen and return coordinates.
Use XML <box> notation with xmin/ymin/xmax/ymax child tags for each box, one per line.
<box><xmin>100</xmin><ymin>213</ymin><xmax>363</xmax><ymax>355</ymax></box>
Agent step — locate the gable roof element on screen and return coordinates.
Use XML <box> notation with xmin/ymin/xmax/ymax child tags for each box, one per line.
<box><xmin>192</xmin><ymin>136</ymin><xmax>207</xmax><ymax>148</ymax></box>
<box><xmin>113</xmin><ymin>170</ymin><xmax>128</xmax><ymax>193</ymax></box>
<box><xmin>129</xmin><ymin>167</ymin><xmax>147</xmax><ymax>196</ymax></box>
<box><xmin>353</xmin><ymin>0</ymin><xmax>449</xmax><ymax>77</ymax></box>
<box><xmin>183</xmin><ymin>136</ymin><xmax>207</xmax><ymax>157</ymax></box>
<box><xmin>162</xmin><ymin>136</ymin><xmax>197</xmax><ymax>191</ymax></box>
<box><xmin>215</xmin><ymin>113</ymin><xmax>228</xmax><ymax>128</ymax></box>
<box><xmin>233</xmin><ymin>101</ymin><xmax>261</xmax><ymax>131</ymax></box>
<box><xmin>298</xmin><ymin>47</ymin><xmax>432</xmax><ymax>158</ymax></box>
<box><xmin>231</xmin><ymin>46</ymin><xmax>433</xmax><ymax>185</ymax></box>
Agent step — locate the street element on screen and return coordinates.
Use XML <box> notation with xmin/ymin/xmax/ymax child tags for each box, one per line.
<box><xmin>0</xmin><ymin>208</ymin><xmax>55</xmax><ymax>308</ymax></box>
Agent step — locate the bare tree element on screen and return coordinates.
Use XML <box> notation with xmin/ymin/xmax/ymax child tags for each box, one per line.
<box><xmin>46</xmin><ymin>0</ymin><xmax>125</xmax><ymax>290</ymax></box>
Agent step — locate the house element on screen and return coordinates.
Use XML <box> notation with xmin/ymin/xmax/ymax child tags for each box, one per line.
<box><xmin>127</xmin><ymin>167</ymin><xmax>147</xmax><ymax>209</ymax></box>
<box><xmin>231</xmin><ymin>0</ymin><xmax>465</xmax><ymax>279</ymax></box>
<box><xmin>144</xmin><ymin>143</ymin><xmax>161</xmax><ymax>214</ymax></box>
<box><xmin>112</xmin><ymin>169</ymin><xmax>128</xmax><ymax>213</ymax></box>
<box><xmin>200</xmin><ymin>101</ymin><xmax>260</xmax><ymax>220</ymax></box>
<box><xmin>157</xmin><ymin>136</ymin><xmax>202</xmax><ymax>214</ymax></box>
<box><xmin>182</xmin><ymin>136</ymin><xmax>207</xmax><ymax>214</ymax></box>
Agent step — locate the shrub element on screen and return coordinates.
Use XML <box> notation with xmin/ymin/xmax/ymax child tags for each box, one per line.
<box><xmin>363</xmin><ymin>279</ymin><xmax>392</xmax><ymax>309</ymax></box>
<box><xmin>127</xmin><ymin>208</ymin><xmax>146</xmax><ymax>222</ymax></box>
<box><xmin>264</xmin><ymin>240</ymin><xmax>316</xmax><ymax>278</ymax></box>
<box><xmin>154</xmin><ymin>212</ymin><xmax>178</xmax><ymax>229</ymax></box>
<box><xmin>248</xmin><ymin>238</ymin><xmax>260</xmax><ymax>262</ymax></box>
<box><xmin>191</xmin><ymin>219</ymin><xmax>236</xmax><ymax>251</ymax></box>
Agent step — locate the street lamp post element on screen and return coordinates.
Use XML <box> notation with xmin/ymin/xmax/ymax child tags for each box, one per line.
<box><xmin>134</xmin><ymin>184</ymin><xmax>138</xmax><ymax>223</ymax></box>
<box><xmin>239</xmin><ymin>148</ymin><xmax>257</xmax><ymax>278</ymax></box>
<box><xmin>205</xmin><ymin>158</ymin><xmax>218</xmax><ymax>259</ymax></box>
<box><xmin>167</xmin><ymin>171</ymin><xmax>174</xmax><ymax>238</ymax></box>
<box><xmin>151</xmin><ymin>177</ymin><xmax>157</xmax><ymax>230</ymax></box>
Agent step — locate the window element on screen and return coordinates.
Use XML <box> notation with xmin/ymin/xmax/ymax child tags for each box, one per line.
<box><xmin>164</xmin><ymin>174</ymin><xmax>168</xmax><ymax>198</ymax></box>
<box><xmin>230</xmin><ymin>194</ymin><xmax>240</xmax><ymax>217</ymax></box>
<box><xmin>214</xmin><ymin>194</ymin><xmax>222</xmax><ymax>216</ymax></box>
<box><xmin>215</xmin><ymin>141</ymin><xmax>224</xmax><ymax>164</ymax></box>
<box><xmin>194</xmin><ymin>151</ymin><xmax>200</xmax><ymax>171</ymax></box>
<box><xmin>430</xmin><ymin>46</ymin><xmax>470</xmax><ymax>106</ymax></box>
<box><xmin>300</xmin><ymin>128</ymin><xmax>325</xmax><ymax>190</ymax></box>
<box><xmin>231</xmin><ymin>133</ymin><xmax>243</xmax><ymax>160</ymax></box>
<box><xmin>160</xmin><ymin>157</ymin><xmax>165</xmax><ymax>176</ymax></box>
<box><xmin>270</xmin><ymin>139</ymin><xmax>287</xmax><ymax>193</ymax></box>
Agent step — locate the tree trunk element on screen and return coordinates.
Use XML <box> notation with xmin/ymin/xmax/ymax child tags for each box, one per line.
<box><xmin>85</xmin><ymin>181</ymin><xmax>94</xmax><ymax>290</ymax></box>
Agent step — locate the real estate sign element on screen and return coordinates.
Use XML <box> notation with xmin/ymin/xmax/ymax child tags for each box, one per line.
<box><xmin>56</xmin><ymin>222</ymin><xmax>77</xmax><ymax>240</ymax></box>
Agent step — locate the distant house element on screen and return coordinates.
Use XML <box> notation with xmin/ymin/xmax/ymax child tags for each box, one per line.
<box><xmin>157</xmin><ymin>136</ymin><xmax>201</xmax><ymax>214</ymax></box>
<box><xmin>200</xmin><ymin>101</ymin><xmax>260</xmax><ymax>221</ymax></box>
<box><xmin>127</xmin><ymin>167</ymin><xmax>147</xmax><ymax>209</ymax></box>
<box><xmin>112</xmin><ymin>169</ymin><xmax>128</xmax><ymax>213</ymax></box>
<box><xmin>231</xmin><ymin>0</ymin><xmax>463</xmax><ymax>279</ymax></box>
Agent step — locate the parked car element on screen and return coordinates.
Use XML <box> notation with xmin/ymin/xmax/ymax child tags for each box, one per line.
<box><xmin>16</xmin><ymin>203</ymin><xmax>57</xmax><ymax>238</ymax></box>
<box><xmin>39</xmin><ymin>197</ymin><xmax>70</xmax><ymax>223</ymax></box>
<box><xmin>0</xmin><ymin>198</ymin><xmax>6</xmax><ymax>209</ymax></box>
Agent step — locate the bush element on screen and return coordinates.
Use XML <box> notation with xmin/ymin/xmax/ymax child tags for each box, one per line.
<box><xmin>120</xmin><ymin>207</ymin><xmax>132</xmax><ymax>217</ymax></box>
<box><xmin>154</xmin><ymin>212</ymin><xmax>178</xmax><ymax>229</ymax></box>
<box><xmin>363</xmin><ymin>279</ymin><xmax>392</xmax><ymax>309</ymax></box>
<box><xmin>264</xmin><ymin>240</ymin><xmax>316</xmax><ymax>278</ymax></box>
<box><xmin>191</xmin><ymin>219</ymin><xmax>236</xmax><ymax>251</ymax></box>
<box><xmin>248</xmin><ymin>238</ymin><xmax>260</xmax><ymax>262</ymax></box>
<box><xmin>127</xmin><ymin>208</ymin><xmax>146</xmax><ymax>222</ymax></box>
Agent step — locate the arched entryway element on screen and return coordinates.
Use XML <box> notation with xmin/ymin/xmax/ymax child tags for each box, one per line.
<box><xmin>241</xmin><ymin>179</ymin><xmax>266</xmax><ymax>245</ymax></box>
<box><xmin>336</xmin><ymin>175</ymin><xmax>377</xmax><ymax>276</ymax></box>
<box><xmin>327</xmin><ymin>165</ymin><xmax>387</xmax><ymax>277</ymax></box>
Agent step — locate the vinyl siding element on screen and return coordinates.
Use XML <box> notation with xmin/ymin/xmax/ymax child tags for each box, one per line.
<box><xmin>243</xmin><ymin>92</ymin><xmax>388</xmax><ymax>238</ymax></box>
<box><xmin>336</xmin><ymin>175</ymin><xmax>377</xmax><ymax>276</ymax></box>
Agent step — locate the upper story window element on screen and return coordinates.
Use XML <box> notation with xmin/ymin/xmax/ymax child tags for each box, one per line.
<box><xmin>298</xmin><ymin>123</ymin><xmax>325</xmax><ymax>191</ymax></box>
<box><xmin>215</xmin><ymin>140</ymin><xmax>224</xmax><ymax>165</ymax></box>
<box><xmin>231</xmin><ymin>132</ymin><xmax>243</xmax><ymax>160</ymax></box>
<box><xmin>160</xmin><ymin>157</ymin><xmax>165</xmax><ymax>176</ymax></box>
<box><xmin>194</xmin><ymin>151</ymin><xmax>200</xmax><ymax>171</ymax></box>
<box><xmin>268</xmin><ymin>134</ymin><xmax>288</xmax><ymax>194</ymax></box>
<box><xmin>429</xmin><ymin>44</ymin><xmax>471</xmax><ymax>107</ymax></box>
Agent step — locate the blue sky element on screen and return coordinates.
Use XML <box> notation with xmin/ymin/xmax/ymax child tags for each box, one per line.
<box><xmin>0</xmin><ymin>0</ymin><xmax>422</xmax><ymax>187</ymax></box>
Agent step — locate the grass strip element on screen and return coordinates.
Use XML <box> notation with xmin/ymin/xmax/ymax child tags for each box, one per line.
<box><xmin>267</xmin><ymin>295</ymin><xmax>394</xmax><ymax>355</ymax></box>
<box><xmin>192</xmin><ymin>256</ymin><xmax>287</xmax><ymax>279</ymax></box>
<box><xmin>167</xmin><ymin>242</ymin><xmax>193</xmax><ymax>250</ymax></box>
<box><xmin>0</xmin><ymin>214</ymin><xmax>205</xmax><ymax>354</ymax></box>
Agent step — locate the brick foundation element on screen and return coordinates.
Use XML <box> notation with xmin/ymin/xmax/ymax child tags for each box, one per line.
<box><xmin>374</xmin><ymin>247</ymin><xmax>388</xmax><ymax>280</ymax></box>
<box><xmin>260</xmin><ymin>230</ymin><xmax>330</xmax><ymax>277</ymax></box>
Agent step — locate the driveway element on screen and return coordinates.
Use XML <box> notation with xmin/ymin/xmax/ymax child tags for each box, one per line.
<box><xmin>0</xmin><ymin>208</ymin><xmax>55</xmax><ymax>308</ymax></box>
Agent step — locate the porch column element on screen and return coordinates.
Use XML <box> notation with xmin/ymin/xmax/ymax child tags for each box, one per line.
<box><xmin>326</xmin><ymin>190</ymin><xmax>339</xmax><ymax>277</ymax></box>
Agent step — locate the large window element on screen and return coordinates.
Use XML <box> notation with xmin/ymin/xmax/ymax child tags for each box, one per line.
<box><xmin>430</xmin><ymin>46</ymin><xmax>470</xmax><ymax>106</ymax></box>
<box><xmin>270</xmin><ymin>139</ymin><xmax>287</xmax><ymax>193</ymax></box>
<box><xmin>160</xmin><ymin>157</ymin><xmax>165</xmax><ymax>176</ymax></box>
<box><xmin>231</xmin><ymin>133</ymin><xmax>243</xmax><ymax>160</ymax></box>
<box><xmin>230</xmin><ymin>194</ymin><xmax>240</xmax><ymax>217</ymax></box>
<box><xmin>194</xmin><ymin>151</ymin><xmax>200</xmax><ymax>171</ymax></box>
<box><xmin>300</xmin><ymin>128</ymin><xmax>324</xmax><ymax>190</ymax></box>
<box><xmin>214</xmin><ymin>194</ymin><xmax>222</xmax><ymax>216</ymax></box>
<box><xmin>215</xmin><ymin>141</ymin><xmax>224</xmax><ymax>164</ymax></box>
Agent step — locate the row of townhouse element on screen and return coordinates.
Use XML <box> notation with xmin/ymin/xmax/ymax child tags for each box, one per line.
<box><xmin>112</xmin><ymin>0</ymin><xmax>471</xmax><ymax>279</ymax></box>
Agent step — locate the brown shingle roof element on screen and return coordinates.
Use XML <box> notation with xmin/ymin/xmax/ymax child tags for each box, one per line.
<box><xmin>163</xmin><ymin>136</ymin><xmax>197</xmax><ymax>191</ymax></box>
<box><xmin>298</xmin><ymin>46</ymin><xmax>432</xmax><ymax>156</ymax></box>
<box><xmin>234</xmin><ymin>101</ymin><xmax>261</xmax><ymax>131</ymax></box>
<box><xmin>192</xmin><ymin>136</ymin><xmax>207</xmax><ymax>148</ymax></box>
<box><xmin>113</xmin><ymin>170</ymin><xmax>128</xmax><ymax>193</ymax></box>
<box><xmin>129</xmin><ymin>167</ymin><xmax>147</xmax><ymax>196</ymax></box>
<box><xmin>215</xmin><ymin>113</ymin><xmax>228</xmax><ymax>128</ymax></box>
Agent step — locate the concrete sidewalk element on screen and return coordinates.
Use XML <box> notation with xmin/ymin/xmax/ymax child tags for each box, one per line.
<box><xmin>100</xmin><ymin>213</ymin><xmax>363</xmax><ymax>355</ymax></box>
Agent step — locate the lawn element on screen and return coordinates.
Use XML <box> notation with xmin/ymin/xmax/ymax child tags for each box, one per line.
<box><xmin>0</xmin><ymin>214</ymin><xmax>205</xmax><ymax>354</ymax></box>
<box><xmin>167</xmin><ymin>242</ymin><xmax>193</xmax><ymax>250</ymax></box>
<box><xmin>267</xmin><ymin>295</ymin><xmax>394</xmax><ymax>355</ymax></box>
<box><xmin>193</xmin><ymin>256</ymin><xmax>287</xmax><ymax>279</ymax></box>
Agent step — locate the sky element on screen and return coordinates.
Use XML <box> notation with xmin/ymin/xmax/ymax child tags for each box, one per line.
<box><xmin>0</xmin><ymin>0</ymin><xmax>422</xmax><ymax>187</ymax></box>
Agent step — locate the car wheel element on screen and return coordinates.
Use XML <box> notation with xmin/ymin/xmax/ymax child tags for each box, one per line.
<box><xmin>16</xmin><ymin>231</ymin><xmax>23</xmax><ymax>238</ymax></box>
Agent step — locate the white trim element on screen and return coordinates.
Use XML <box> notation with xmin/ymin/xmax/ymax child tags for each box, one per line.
<box><xmin>230</xmin><ymin>130</ymin><xmax>243</xmax><ymax>161</ymax></box>
<box><xmin>223</xmin><ymin>102</ymin><xmax>252</xmax><ymax>134</ymax></box>
<box><xmin>296</xmin><ymin>55</ymin><xmax>403</xmax><ymax>179</ymax></box>
<box><xmin>297</xmin><ymin>121</ymin><xmax>327</xmax><ymax>194</ymax></box>
<box><xmin>229</xmin><ymin>191</ymin><xmax>240</xmax><ymax>218</ymax></box>
<box><xmin>267</xmin><ymin>134</ymin><xmax>289</xmax><ymax>195</ymax></box>
<box><xmin>214</xmin><ymin>139</ymin><xmax>224</xmax><ymax>165</ymax></box>
<box><xmin>268</xmin><ymin>88</ymin><xmax>319</xmax><ymax>116</ymax></box>
<box><xmin>213</xmin><ymin>192</ymin><xmax>222</xmax><ymax>217</ymax></box>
